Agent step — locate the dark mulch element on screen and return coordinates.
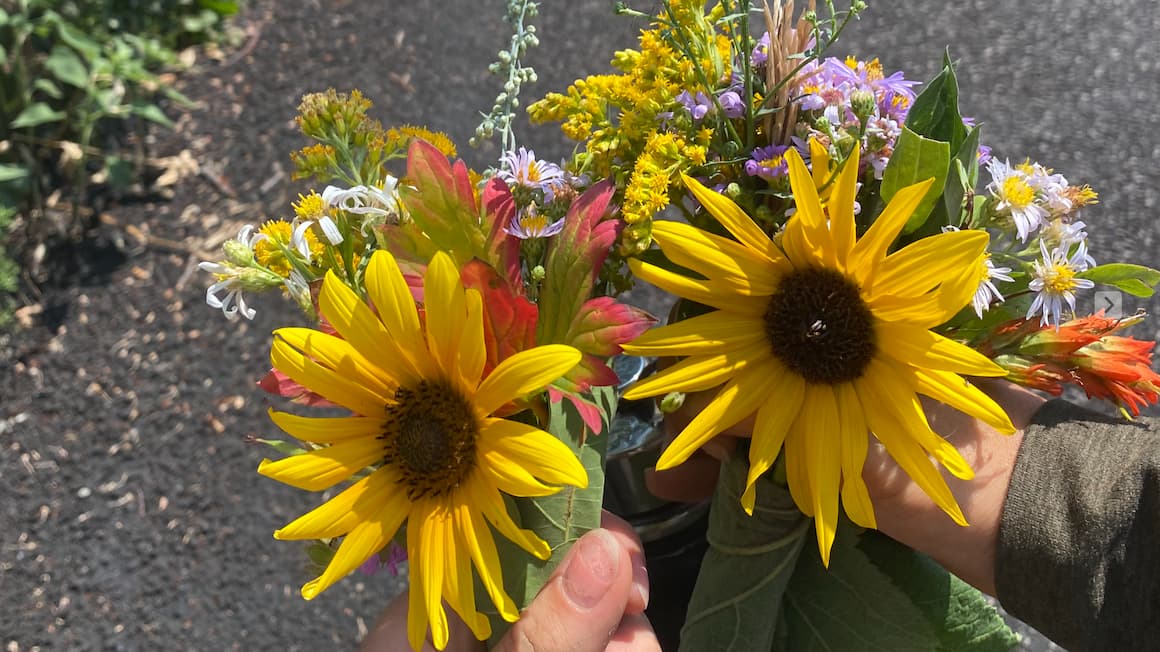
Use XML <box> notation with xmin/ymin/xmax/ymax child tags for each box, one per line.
<box><xmin>2</xmin><ymin>0</ymin><xmax>1156</xmax><ymax>650</ymax></box>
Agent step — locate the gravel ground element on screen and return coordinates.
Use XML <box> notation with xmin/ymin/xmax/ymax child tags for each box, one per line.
<box><xmin>1</xmin><ymin>0</ymin><xmax>1156</xmax><ymax>650</ymax></box>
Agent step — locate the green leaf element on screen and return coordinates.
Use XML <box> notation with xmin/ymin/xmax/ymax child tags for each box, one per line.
<box><xmin>45</xmin><ymin>45</ymin><xmax>89</xmax><ymax>88</ymax></box>
<box><xmin>0</xmin><ymin>165</ymin><xmax>29</xmax><ymax>182</ymax></box>
<box><xmin>104</xmin><ymin>155</ymin><xmax>134</xmax><ymax>190</ymax></box>
<box><xmin>484</xmin><ymin>386</ymin><xmax>613</xmax><ymax>644</ymax></box>
<box><xmin>55</xmin><ymin>21</ymin><xmax>101</xmax><ymax>61</ymax></box>
<box><xmin>9</xmin><ymin>102</ymin><xmax>66</xmax><ymax>129</ymax></box>
<box><xmin>32</xmin><ymin>77</ymin><xmax>63</xmax><ymax>99</ymax></box>
<box><xmin>942</xmin><ymin>126</ymin><xmax>982</xmax><ymax>227</ymax></box>
<box><xmin>130</xmin><ymin>101</ymin><xmax>174</xmax><ymax>128</ymax></box>
<box><xmin>858</xmin><ymin>532</ymin><xmax>1020</xmax><ymax>652</ymax></box>
<box><xmin>905</xmin><ymin>52</ymin><xmax>967</xmax><ymax>153</ymax></box>
<box><xmin>679</xmin><ymin>451</ymin><xmax>812</xmax><ymax>652</ymax></box>
<box><xmin>1079</xmin><ymin>263</ymin><xmax>1160</xmax><ymax>297</ymax></box>
<box><xmin>199</xmin><ymin>0</ymin><xmax>241</xmax><ymax>15</ymax></box>
<box><xmin>394</xmin><ymin>140</ymin><xmax>489</xmax><ymax>265</ymax></box>
<box><xmin>880</xmin><ymin>126</ymin><xmax>950</xmax><ymax>234</ymax></box>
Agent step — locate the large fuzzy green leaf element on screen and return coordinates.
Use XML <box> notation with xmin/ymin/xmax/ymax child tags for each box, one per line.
<box><xmin>483</xmin><ymin>385</ymin><xmax>613</xmax><ymax>644</ymax></box>
<box><xmin>881</xmin><ymin>126</ymin><xmax>950</xmax><ymax>235</ymax></box>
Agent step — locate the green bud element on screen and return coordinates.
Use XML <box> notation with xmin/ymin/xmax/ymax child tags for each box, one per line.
<box><xmin>659</xmin><ymin>391</ymin><xmax>686</xmax><ymax>414</ymax></box>
<box><xmin>530</xmin><ymin>265</ymin><xmax>546</xmax><ymax>282</ymax></box>
<box><xmin>724</xmin><ymin>182</ymin><xmax>743</xmax><ymax>199</ymax></box>
<box><xmin>850</xmin><ymin>89</ymin><xmax>876</xmax><ymax>121</ymax></box>
<box><xmin>222</xmin><ymin>239</ymin><xmax>253</xmax><ymax>266</ymax></box>
<box><xmin>238</xmin><ymin>267</ymin><xmax>284</xmax><ymax>292</ymax></box>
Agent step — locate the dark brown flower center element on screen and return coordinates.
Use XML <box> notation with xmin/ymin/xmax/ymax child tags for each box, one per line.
<box><xmin>381</xmin><ymin>380</ymin><xmax>478</xmax><ymax>500</ymax></box>
<box><xmin>763</xmin><ymin>266</ymin><xmax>876</xmax><ymax>384</ymax></box>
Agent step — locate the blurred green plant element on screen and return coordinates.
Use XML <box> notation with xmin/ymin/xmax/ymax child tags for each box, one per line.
<box><xmin>0</xmin><ymin>0</ymin><xmax>238</xmax><ymax>324</ymax></box>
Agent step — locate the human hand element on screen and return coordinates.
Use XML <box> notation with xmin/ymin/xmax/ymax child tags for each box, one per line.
<box><xmin>360</xmin><ymin>510</ymin><xmax>660</xmax><ymax>652</ymax></box>
<box><xmin>646</xmin><ymin>373</ymin><xmax>1046</xmax><ymax>595</ymax></box>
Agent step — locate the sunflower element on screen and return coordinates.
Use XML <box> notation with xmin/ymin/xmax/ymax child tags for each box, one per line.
<box><xmin>622</xmin><ymin>146</ymin><xmax>1015</xmax><ymax>564</ymax></box>
<box><xmin>259</xmin><ymin>249</ymin><xmax>586</xmax><ymax>650</ymax></box>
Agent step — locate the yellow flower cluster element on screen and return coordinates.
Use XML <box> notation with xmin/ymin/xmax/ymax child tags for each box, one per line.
<box><xmin>620</xmin><ymin>131</ymin><xmax>709</xmax><ymax>254</ymax></box>
<box><xmin>386</xmin><ymin>125</ymin><xmax>457</xmax><ymax>158</ymax></box>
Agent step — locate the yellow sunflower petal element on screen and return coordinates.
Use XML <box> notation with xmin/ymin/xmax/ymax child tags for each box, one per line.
<box><xmin>656</xmin><ymin>363</ymin><xmax>780</xmax><ymax>470</ymax></box>
<box><xmin>460</xmin><ymin>486</ymin><xmax>520</xmax><ymax>620</ymax></box>
<box><xmin>877</xmin><ymin>322</ymin><xmax>1007</xmax><ymax>377</ymax></box>
<box><xmin>458</xmin><ymin>288</ymin><xmax>487</xmax><ymax>390</ymax></box>
<box><xmin>473</xmin><ymin>344</ymin><xmax>581</xmax><ymax>417</ymax></box>
<box><xmin>301</xmin><ymin>508</ymin><xmax>396</xmax><ymax>600</ymax></box>
<box><xmin>470</xmin><ymin>475</ymin><xmax>551</xmax><ymax>561</ymax></box>
<box><xmin>479</xmin><ymin>418</ymin><xmax>587</xmax><ymax>488</ymax></box>
<box><xmin>866</xmin><ymin>359</ymin><xmax>975</xmax><ymax>480</ymax></box>
<box><xmin>424</xmin><ymin>252</ymin><xmax>466</xmax><ymax>376</ymax></box>
<box><xmin>273</xmin><ymin>329</ymin><xmax>394</xmax><ymax>411</ymax></box>
<box><xmin>849</xmin><ymin>177</ymin><xmax>935</xmax><ymax>283</ymax></box>
<box><xmin>620</xmin><ymin>311</ymin><xmax>767</xmax><ymax>357</ymax></box>
<box><xmin>803</xmin><ymin>384</ymin><xmax>842</xmax><ymax>566</ymax></box>
<box><xmin>680</xmin><ymin>173</ymin><xmax>782</xmax><ymax>264</ymax></box>
<box><xmin>829</xmin><ymin>146</ymin><xmax>861</xmax><ymax>267</ymax></box>
<box><xmin>854</xmin><ymin>375</ymin><xmax>967</xmax><ymax>526</ymax></box>
<box><xmin>257</xmin><ymin>437</ymin><xmax>384</xmax><ymax>491</ymax></box>
<box><xmin>740</xmin><ymin>366</ymin><xmax>804</xmax><ymax>513</ymax></box>
<box><xmin>274</xmin><ymin>466</ymin><xmax>405</xmax><ymax>540</ymax></box>
<box><xmin>479</xmin><ymin>447</ymin><xmax>559</xmax><ymax>497</ymax></box>
<box><xmin>870</xmin><ymin>229</ymin><xmax>988</xmax><ymax>299</ymax></box>
<box><xmin>628</xmin><ymin>258</ymin><xmax>769</xmax><ymax>316</ymax></box>
<box><xmin>652</xmin><ymin>221</ymin><xmax>783</xmax><ymax>294</ymax></box>
<box><xmin>868</xmin><ymin>286</ymin><xmax>968</xmax><ymax>329</ymax></box>
<box><xmin>784</xmin><ymin>428</ymin><xmax>814</xmax><ymax>517</ymax></box>
<box><xmin>835</xmin><ymin>382</ymin><xmax>876</xmax><ymax>529</ymax></box>
<box><xmin>318</xmin><ymin>270</ymin><xmax>421</xmax><ymax>385</ymax></box>
<box><xmin>785</xmin><ymin>148</ymin><xmax>833</xmax><ymax>264</ymax></box>
<box><xmin>268</xmin><ymin>409</ymin><xmax>381</xmax><ymax>444</ymax></box>
<box><xmin>406</xmin><ymin>512</ymin><xmax>429</xmax><ymax>651</ymax></box>
<box><xmin>912</xmin><ymin>367</ymin><xmax>1016</xmax><ymax>434</ymax></box>
<box><xmin>622</xmin><ymin>349</ymin><xmax>765</xmax><ymax>400</ymax></box>
<box><xmin>445</xmin><ymin>505</ymin><xmax>492</xmax><ymax>641</ymax></box>
<box><xmin>417</xmin><ymin>502</ymin><xmax>450</xmax><ymax>650</ymax></box>
<box><xmin>365</xmin><ymin>250</ymin><xmax>428</xmax><ymax>367</ymax></box>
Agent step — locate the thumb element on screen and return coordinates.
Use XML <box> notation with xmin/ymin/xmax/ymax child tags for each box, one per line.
<box><xmin>494</xmin><ymin>528</ymin><xmax>633</xmax><ymax>652</ymax></box>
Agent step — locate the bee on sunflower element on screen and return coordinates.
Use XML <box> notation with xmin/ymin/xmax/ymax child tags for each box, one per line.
<box><xmin>621</xmin><ymin>146</ymin><xmax>1016</xmax><ymax>564</ymax></box>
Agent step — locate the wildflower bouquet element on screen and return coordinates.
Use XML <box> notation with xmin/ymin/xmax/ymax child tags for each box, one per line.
<box><xmin>196</xmin><ymin>0</ymin><xmax>1160</xmax><ymax>650</ymax></box>
<box><xmin>526</xmin><ymin>0</ymin><xmax>1160</xmax><ymax>649</ymax></box>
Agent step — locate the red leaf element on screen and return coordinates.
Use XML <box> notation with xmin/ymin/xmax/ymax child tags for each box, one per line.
<box><xmin>396</xmin><ymin>140</ymin><xmax>490</xmax><ymax>266</ymax></box>
<box><xmin>482</xmin><ymin>178</ymin><xmax>523</xmax><ymax>286</ymax></box>
<box><xmin>257</xmin><ymin>368</ymin><xmax>336</xmax><ymax>407</ymax></box>
<box><xmin>459</xmin><ymin>259</ymin><xmax>539</xmax><ymax>374</ymax></box>
<box><xmin>567</xmin><ymin>296</ymin><xmax>656</xmax><ymax>356</ymax></box>
<box><xmin>538</xmin><ymin>180</ymin><xmax>620</xmax><ymax>344</ymax></box>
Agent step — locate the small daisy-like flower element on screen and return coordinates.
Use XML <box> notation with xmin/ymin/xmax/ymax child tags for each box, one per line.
<box><xmin>1027</xmin><ymin>239</ymin><xmax>1096</xmax><ymax>327</ymax></box>
<box><xmin>744</xmin><ymin>145</ymin><xmax>791</xmax><ymax>181</ymax></box>
<box><xmin>323</xmin><ymin>180</ymin><xmax>402</xmax><ymax>219</ymax></box>
<box><xmin>972</xmin><ymin>255</ymin><xmax>1014</xmax><ymax>318</ymax></box>
<box><xmin>198</xmin><ymin>225</ymin><xmax>270</xmax><ymax>321</ymax></box>
<box><xmin>986</xmin><ymin>159</ymin><xmax>1049</xmax><ymax>241</ymax></box>
<box><xmin>505</xmin><ymin>205</ymin><xmax>566</xmax><ymax>240</ymax></box>
<box><xmin>255</xmin><ymin>219</ymin><xmax>319</xmax><ymax>278</ymax></box>
<box><xmin>1040</xmin><ymin>218</ymin><xmax>1090</xmax><ymax>250</ymax></box>
<box><xmin>497</xmin><ymin>147</ymin><xmax>564</xmax><ymax>191</ymax></box>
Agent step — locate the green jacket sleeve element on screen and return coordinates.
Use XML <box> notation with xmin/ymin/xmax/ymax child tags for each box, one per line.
<box><xmin>996</xmin><ymin>399</ymin><xmax>1160</xmax><ymax>651</ymax></box>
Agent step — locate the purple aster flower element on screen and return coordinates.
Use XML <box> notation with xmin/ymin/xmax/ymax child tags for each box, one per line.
<box><xmin>751</xmin><ymin>32</ymin><xmax>770</xmax><ymax>67</ymax></box>
<box><xmin>744</xmin><ymin>145</ymin><xmax>791</xmax><ymax>181</ymax></box>
<box><xmin>676</xmin><ymin>90</ymin><xmax>713</xmax><ymax>121</ymax></box>
<box><xmin>505</xmin><ymin>204</ymin><xmax>566</xmax><ymax>239</ymax></box>
<box><xmin>977</xmin><ymin>144</ymin><xmax>993</xmax><ymax>167</ymax></box>
<box><xmin>359</xmin><ymin>541</ymin><xmax>408</xmax><ymax>577</ymax></box>
<box><xmin>718</xmin><ymin>90</ymin><xmax>745</xmax><ymax>118</ymax></box>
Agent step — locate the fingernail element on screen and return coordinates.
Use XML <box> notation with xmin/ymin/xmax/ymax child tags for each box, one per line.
<box><xmin>562</xmin><ymin>529</ymin><xmax>619</xmax><ymax>609</ymax></box>
<box><xmin>633</xmin><ymin>557</ymin><xmax>650</xmax><ymax>608</ymax></box>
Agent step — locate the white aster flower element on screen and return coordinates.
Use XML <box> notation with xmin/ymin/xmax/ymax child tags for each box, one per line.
<box><xmin>198</xmin><ymin>260</ymin><xmax>255</xmax><ymax>321</ymax></box>
<box><xmin>1040</xmin><ymin>218</ymin><xmax>1090</xmax><ymax>252</ymax></box>
<box><xmin>504</xmin><ymin>204</ymin><xmax>566</xmax><ymax>240</ymax></box>
<box><xmin>1027</xmin><ymin>239</ymin><xmax>1096</xmax><ymax>328</ymax></box>
<box><xmin>972</xmin><ymin>255</ymin><xmax>1014</xmax><ymax>318</ymax></box>
<box><xmin>497</xmin><ymin>147</ymin><xmax>564</xmax><ymax>191</ymax></box>
<box><xmin>987</xmin><ymin>159</ymin><xmax>1049</xmax><ymax>241</ymax></box>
